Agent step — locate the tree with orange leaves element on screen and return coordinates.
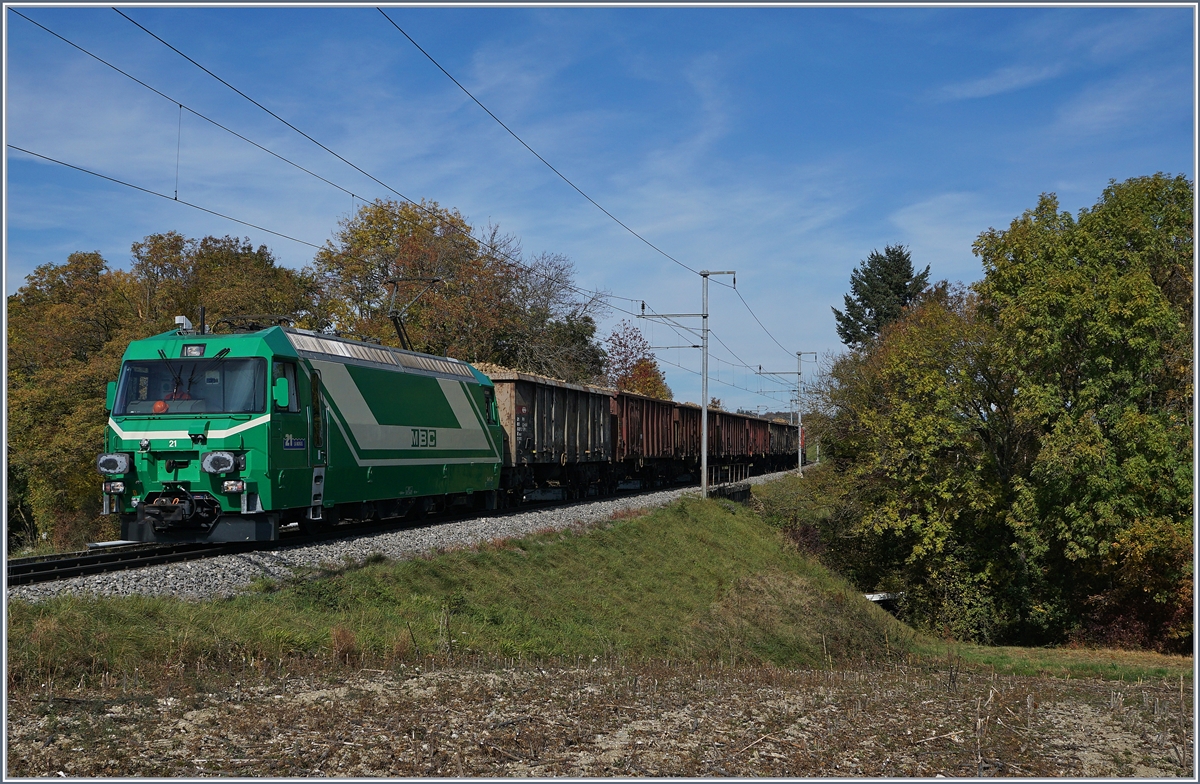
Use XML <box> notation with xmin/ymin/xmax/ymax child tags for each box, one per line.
<box><xmin>311</xmin><ymin>198</ymin><xmax>515</xmax><ymax>361</ymax></box>
<box><xmin>604</xmin><ymin>320</ymin><xmax>672</xmax><ymax>399</ymax></box>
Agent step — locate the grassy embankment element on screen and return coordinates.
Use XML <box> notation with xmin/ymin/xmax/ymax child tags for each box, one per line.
<box><xmin>6</xmin><ymin>494</ymin><xmax>912</xmax><ymax>691</ymax></box>
<box><xmin>8</xmin><ymin>473</ymin><xmax>1191</xmax><ymax>692</ymax></box>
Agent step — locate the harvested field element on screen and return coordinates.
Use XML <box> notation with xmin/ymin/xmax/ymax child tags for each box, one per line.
<box><xmin>7</xmin><ymin>658</ymin><xmax>1193</xmax><ymax>777</ymax></box>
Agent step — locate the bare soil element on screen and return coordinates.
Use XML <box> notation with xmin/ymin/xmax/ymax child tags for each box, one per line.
<box><xmin>7</xmin><ymin>660</ymin><xmax>1193</xmax><ymax>778</ymax></box>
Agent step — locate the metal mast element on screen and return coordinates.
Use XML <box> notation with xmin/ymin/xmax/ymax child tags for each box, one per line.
<box><xmin>700</xmin><ymin>271</ymin><xmax>735</xmax><ymax>496</ymax></box>
<box><xmin>759</xmin><ymin>351</ymin><xmax>816</xmax><ymax>476</ymax></box>
<box><xmin>639</xmin><ymin>270</ymin><xmax>734</xmax><ymax>498</ymax></box>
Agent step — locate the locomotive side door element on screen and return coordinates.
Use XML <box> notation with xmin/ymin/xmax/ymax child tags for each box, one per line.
<box><xmin>308</xmin><ymin>369</ymin><xmax>328</xmax><ymax>517</ymax></box>
<box><xmin>271</xmin><ymin>359</ymin><xmax>310</xmax><ymax>512</ymax></box>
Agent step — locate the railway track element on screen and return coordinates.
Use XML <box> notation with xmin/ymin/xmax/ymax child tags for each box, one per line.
<box><xmin>6</xmin><ymin>541</ymin><xmax>256</xmax><ymax>587</ymax></box>
<box><xmin>4</xmin><ymin>512</ymin><xmax>542</xmax><ymax>588</ymax></box>
<box><xmin>4</xmin><ymin>504</ymin><xmax>510</xmax><ymax>588</ymax></box>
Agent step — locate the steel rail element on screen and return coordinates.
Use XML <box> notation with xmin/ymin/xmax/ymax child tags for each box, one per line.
<box><xmin>6</xmin><ymin>542</ymin><xmax>252</xmax><ymax>586</ymax></box>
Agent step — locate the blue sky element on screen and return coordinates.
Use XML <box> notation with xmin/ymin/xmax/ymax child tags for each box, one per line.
<box><xmin>4</xmin><ymin>3</ymin><xmax>1195</xmax><ymax>411</ymax></box>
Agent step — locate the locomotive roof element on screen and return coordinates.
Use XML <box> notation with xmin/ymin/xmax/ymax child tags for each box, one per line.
<box><xmin>282</xmin><ymin>328</ymin><xmax>479</xmax><ymax>382</ymax></box>
<box><xmin>123</xmin><ymin>325</ymin><xmax>485</xmax><ymax>384</ymax></box>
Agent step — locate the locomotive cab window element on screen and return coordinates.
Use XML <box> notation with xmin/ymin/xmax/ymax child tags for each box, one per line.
<box><xmin>272</xmin><ymin>361</ymin><xmax>300</xmax><ymax>412</ymax></box>
<box><xmin>113</xmin><ymin>357</ymin><xmax>265</xmax><ymax>415</ymax></box>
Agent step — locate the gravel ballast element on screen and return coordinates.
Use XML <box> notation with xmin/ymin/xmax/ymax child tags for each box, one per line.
<box><xmin>7</xmin><ymin>473</ymin><xmax>791</xmax><ymax>604</ymax></box>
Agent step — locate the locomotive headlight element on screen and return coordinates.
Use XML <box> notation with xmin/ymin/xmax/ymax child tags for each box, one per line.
<box><xmin>201</xmin><ymin>451</ymin><xmax>237</xmax><ymax>474</ymax></box>
<box><xmin>96</xmin><ymin>453</ymin><xmax>131</xmax><ymax>475</ymax></box>
<box><xmin>103</xmin><ymin>481</ymin><xmax>126</xmax><ymax>494</ymax></box>
<box><xmin>222</xmin><ymin>480</ymin><xmax>245</xmax><ymax>494</ymax></box>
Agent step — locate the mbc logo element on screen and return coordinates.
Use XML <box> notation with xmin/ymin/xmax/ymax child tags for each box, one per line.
<box><xmin>411</xmin><ymin>428</ymin><xmax>437</xmax><ymax>447</ymax></box>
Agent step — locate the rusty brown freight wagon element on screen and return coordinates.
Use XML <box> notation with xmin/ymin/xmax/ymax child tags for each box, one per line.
<box><xmin>611</xmin><ymin>391</ymin><xmax>676</xmax><ymax>482</ymax></box>
<box><xmin>769</xmin><ymin>419</ymin><xmax>801</xmax><ymax>467</ymax></box>
<box><xmin>676</xmin><ymin>405</ymin><xmax>795</xmax><ymax>484</ymax></box>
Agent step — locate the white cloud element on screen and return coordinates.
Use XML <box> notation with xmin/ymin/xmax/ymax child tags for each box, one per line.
<box><xmin>1052</xmin><ymin>72</ymin><xmax>1179</xmax><ymax>137</ymax></box>
<box><xmin>888</xmin><ymin>192</ymin><xmax>1004</xmax><ymax>284</ymax></box>
<box><xmin>937</xmin><ymin>63</ymin><xmax>1062</xmax><ymax>101</ymax></box>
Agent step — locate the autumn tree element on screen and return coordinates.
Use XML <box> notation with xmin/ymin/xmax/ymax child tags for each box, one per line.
<box><xmin>831</xmin><ymin>244</ymin><xmax>930</xmax><ymax>349</ymax></box>
<box><xmin>311</xmin><ymin>200</ymin><xmax>607</xmax><ymax>381</ymax></box>
<box><xmin>604</xmin><ymin>320</ymin><xmax>672</xmax><ymax>399</ymax></box>
<box><xmin>6</xmin><ymin>235</ymin><xmax>313</xmax><ymax>550</ymax></box>
<box><xmin>491</xmin><ymin>247</ymin><xmax>608</xmax><ymax>383</ymax></box>
<box><xmin>7</xmin><ymin>252</ymin><xmax>138</xmax><ymax>549</ymax></box>
<box><xmin>131</xmin><ymin>232</ymin><xmax>317</xmax><ymax>331</ymax></box>
<box><xmin>310</xmin><ymin>198</ymin><xmax>509</xmax><ymax>358</ymax></box>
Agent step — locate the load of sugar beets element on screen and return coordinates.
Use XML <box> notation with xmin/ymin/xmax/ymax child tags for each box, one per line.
<box><xmin>95</xmin><ymin>312</ymin><xmax>804</xmax><ymax>543</ymax></box>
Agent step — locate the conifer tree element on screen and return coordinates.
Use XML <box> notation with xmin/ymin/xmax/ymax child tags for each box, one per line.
<box><xmin>831</xmin><ymin>244</ymin><xmax>930</xmax><ymax>348</ymax></box>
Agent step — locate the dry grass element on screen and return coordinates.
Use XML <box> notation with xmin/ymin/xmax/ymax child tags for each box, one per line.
<box><xmin>330</xmin><ymin>626</ymin><xmax>359</xmax><ymax>667</ymax></box>
<box><xmin>7</xmin><ymin>657</ymin><xmax>1193</xmax><ymax>777</ymax></box>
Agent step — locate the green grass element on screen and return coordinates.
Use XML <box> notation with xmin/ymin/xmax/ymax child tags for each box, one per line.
<box><xmin>7</xmin><ymin>541</ymin><xmax>67</xmax><ymax>560</ymax></box>
<box><xmin>914</xmin><ymin>638</ymin><xmax>1194</xmax><ymax>682</ymax></box>
<box><xmin>752</xmin><ymin>464</ymin><xmax>840</xmax><ymax>521</ymax></box>
<box><xmin>6</xmin><ymin>496</ymin><xmax>914</xmax><ymax>689</ymax></box>
<box><xmin>10</xmin><ymin>486</ymin><xmax>1188</xmax><ymax>692</ymax></box>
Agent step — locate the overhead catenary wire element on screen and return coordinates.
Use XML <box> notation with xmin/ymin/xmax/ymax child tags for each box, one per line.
<box><xmin>376</xmin><ymin>7</ymin><xmax>702</xmax><ymax>279</ymax></box>
<box><xmin>21</xmin><ymin>7</ymin><xmax>642</xmax><ymax>325</ymax></box>
<box><xmin>111</xmin><ymin>9</ymin><xmax>785</xmax><ymax>359</ymax></box>
<box><xmin>710</xmin><ymin>329</ymin><xmax>792</xmax><ymax>390</ymax></box>
<box><xmin>112</xmin><ymin>7</ymin><xmax>417</xmax><ymax>209</ymax></box>
<box><xmin>636</xmin><ymin>298</ymin><xmax>791</xmax><ymax>392</ymax></box>
<box><xmin>734</xmin><ymin>286</ymin><xmax>795</xmax><ymax>359</ymax></box>
<box><xmin>10</xmin><ymin>8</ymin><xmax>371</xmax><ymax>206</ymax></box>
<box><xmin>655</xmin><ymin>355</ymin><xmax>790</xmax><ymax>404</ymax></box>
<box><xmin>45</xmin><ymin>8</ymin><xmax>793</xmax><ymax>401</ymax></box>
<box><xmin>8</xmin><ymin>144</ymin><xmax>323</xmax><ymax>250</ymax></box>
<box><xmin>101</xmin><ymin>8</ymin><xmax>654</xmax><ymax>314</ymax></box>
<box><xmin>377</xmin><ymin>8</ymin><xmax>800</xmax><ymax>363</ymax></box>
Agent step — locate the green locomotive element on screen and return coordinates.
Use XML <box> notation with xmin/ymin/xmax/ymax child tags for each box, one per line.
<box><xmin>96</xmin><ymin>317</ymin><xmax>504</xmax><ymax>542</ymax></box>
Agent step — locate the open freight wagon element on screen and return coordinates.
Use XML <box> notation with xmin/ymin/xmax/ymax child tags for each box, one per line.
<box><xmin>481</xmin><ymin>366</ymin><xmax>616</xmax><ymax>502</ymax></box>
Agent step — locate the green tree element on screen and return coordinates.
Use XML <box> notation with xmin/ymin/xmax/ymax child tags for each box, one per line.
<box><xmin>974</xmin><ymin>173</ymin><xmax>1193</xmax><ymax>650</ymax></box>
<box><xmin>820</xmin><ymin>174</ymin><xmax>1192</xmax><ymax>650</ymax></box>
<box><xmin>832</xmin><ymin>244</ymin><xmax>930</xmax><ymax>349</ymax></box>
<box><xmin>825</xmin><ymin>286</ymin><xmax>1034</xmax><ymax>642</ymax></box>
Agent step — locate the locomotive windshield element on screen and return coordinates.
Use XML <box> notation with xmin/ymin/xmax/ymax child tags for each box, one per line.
<box><xmin>113</xmin><ymin>357</ymin><xmax>266</xmax><ymax>415</ymax></box>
